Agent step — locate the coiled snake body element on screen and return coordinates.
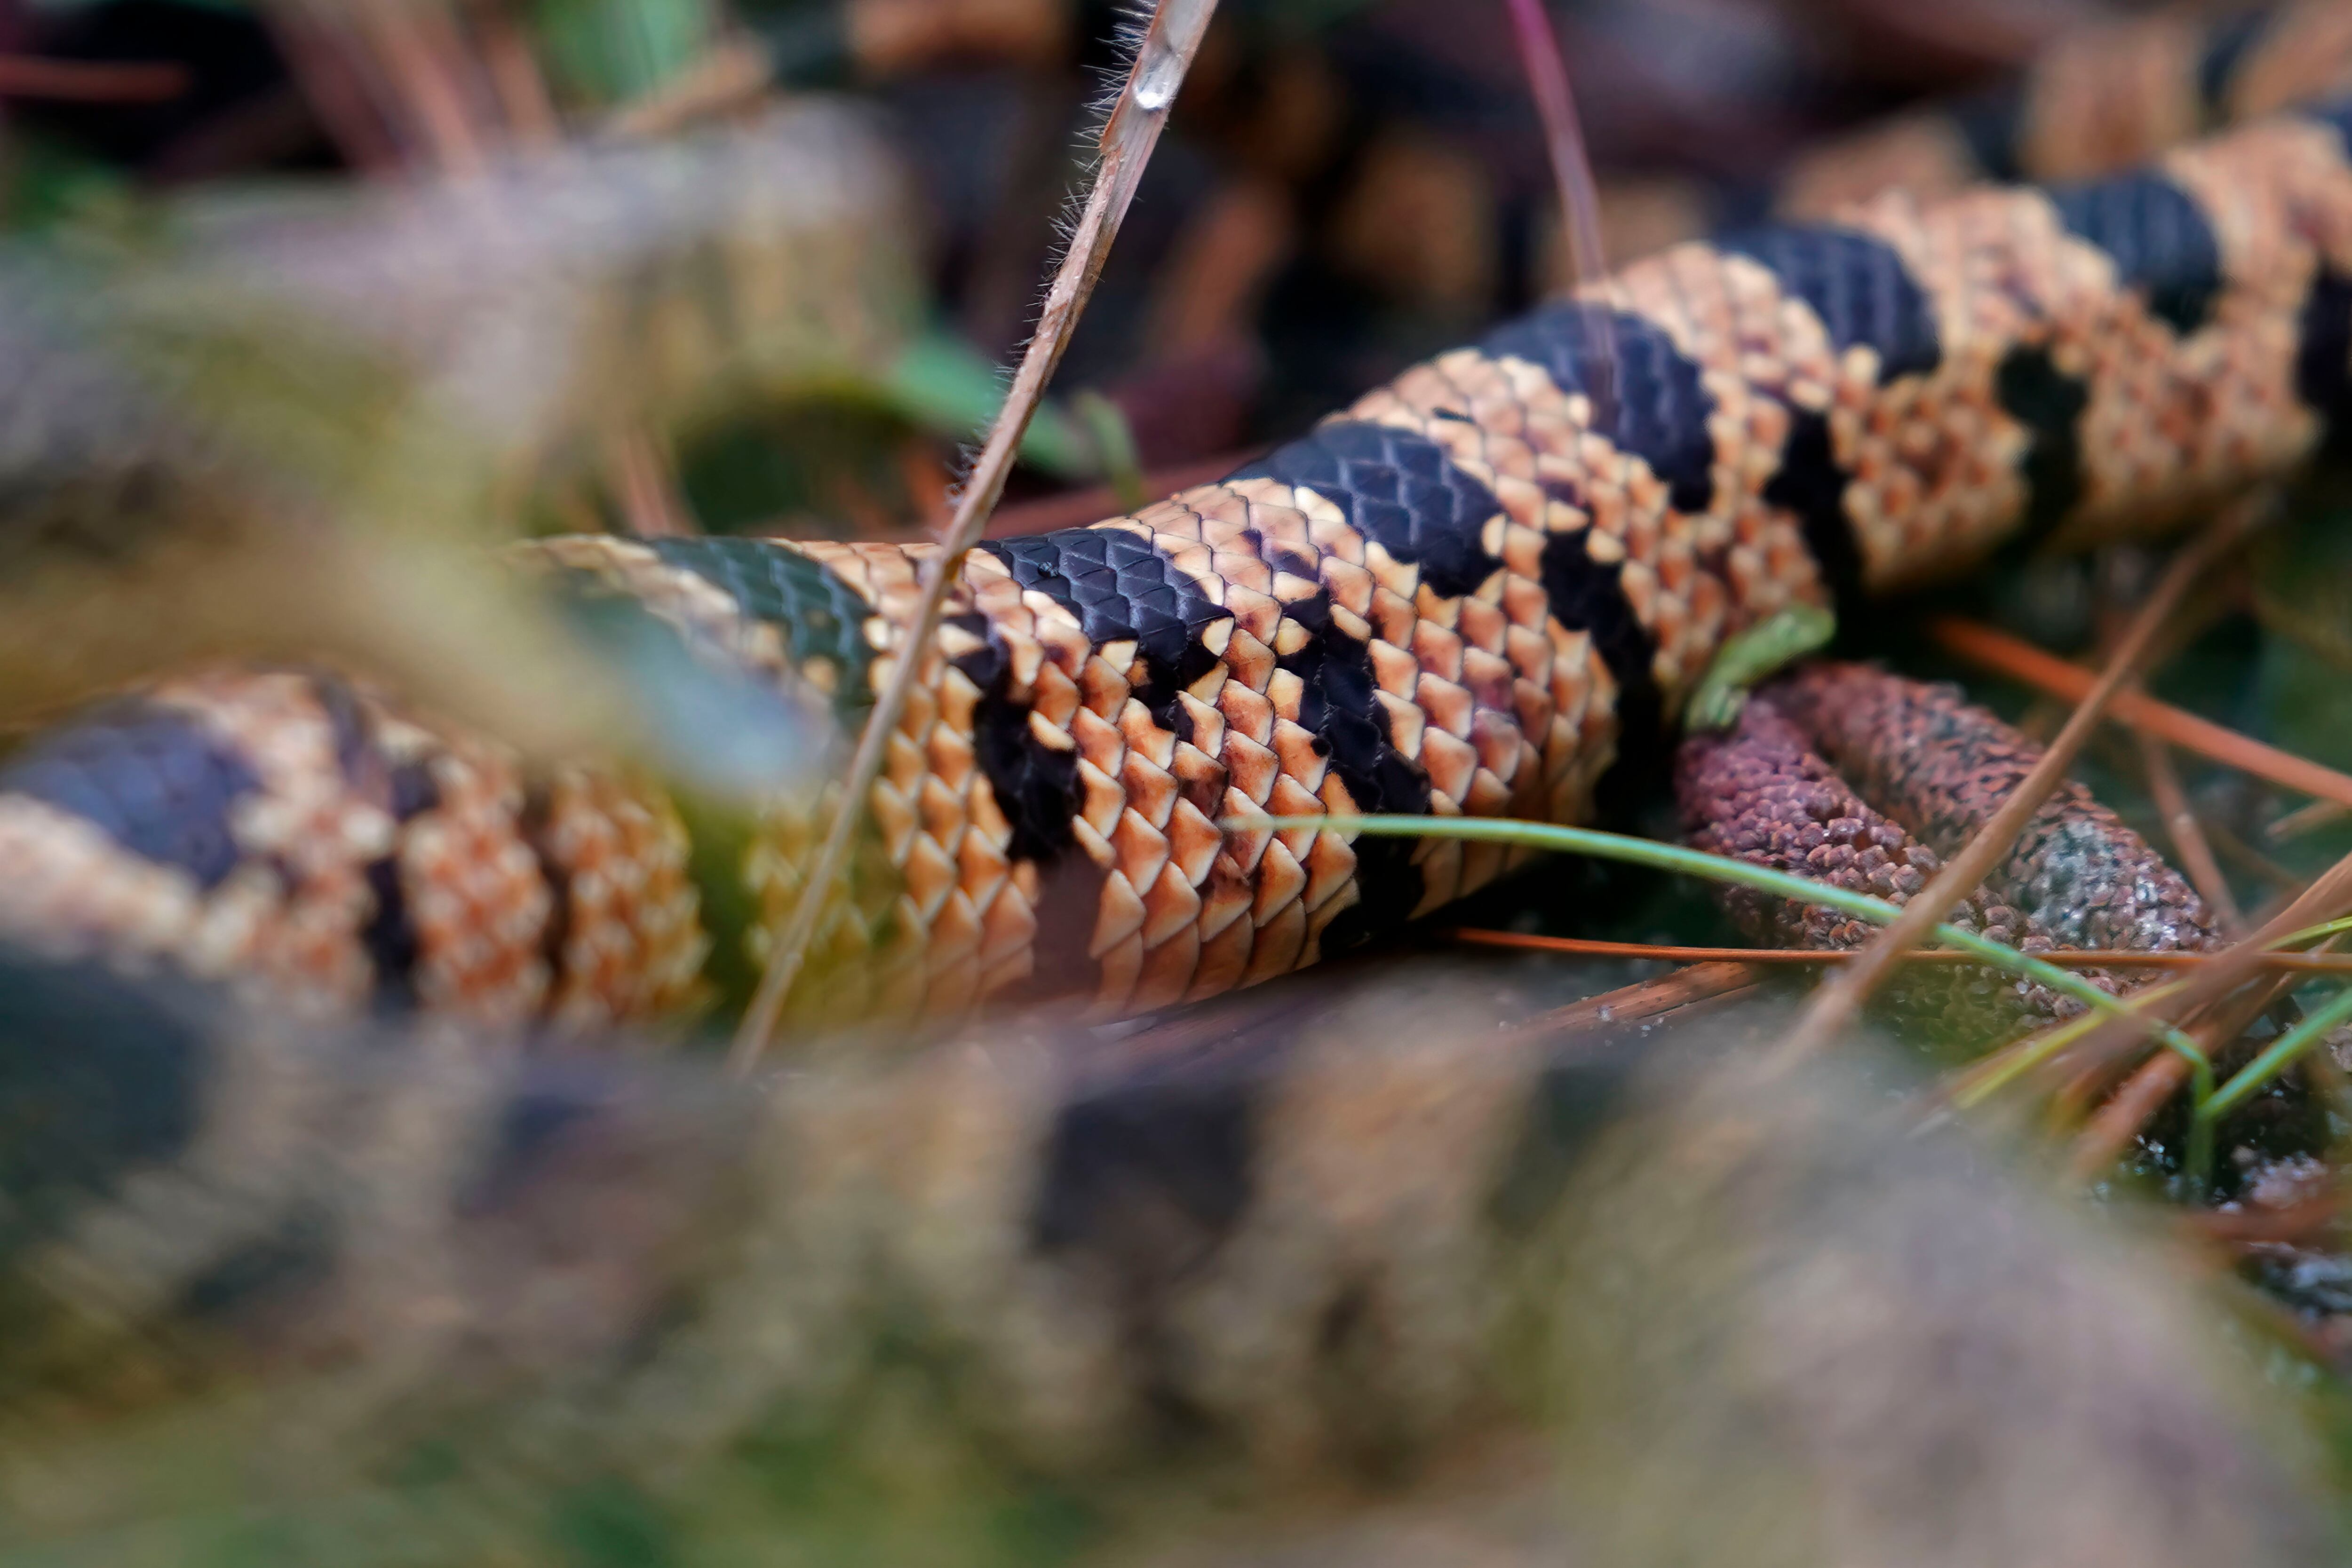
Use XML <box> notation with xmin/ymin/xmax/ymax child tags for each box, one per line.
<box><xmin>10</xmin><ymin>95</ymin><xmax>2352</xmax><ymax>1037</ymax></box>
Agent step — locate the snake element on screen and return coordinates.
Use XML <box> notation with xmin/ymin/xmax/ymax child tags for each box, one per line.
<box><xmin>8</xmin><ymin>77</ymin><xmax>2352</xmax><ymax>1040</ymax></box>
<box><xmin>8</xmin><ymin>32</ymin><xmax>2352</xmax><ymax>1565</ymax></box>
<box><xmin>1772</xmin><ymin>0</ymin><xmax>2352</xmax><ymax>217</ymax></box>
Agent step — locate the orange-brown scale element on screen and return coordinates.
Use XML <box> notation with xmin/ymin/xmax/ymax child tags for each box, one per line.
<box><xmin>21</xmin><ymin>100</ymin><xmax>2352</xmax><ymax>1035</ymax></box>
<box><xmin>0</xmin><ymin>669</ymin><xmax>699</xmax><ymax>1031</ymax></box>
<box><xmin>1776</xmin><ymin>2</ymin><xmax>2352</xmax><ymax>221</ymax></box>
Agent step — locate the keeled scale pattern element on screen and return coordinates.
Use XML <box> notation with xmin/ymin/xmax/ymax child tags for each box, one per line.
<box><xmin>0</xmin><ymin>669</ymin><xmax>702</xmax><ymax>1029</ymax></box>
<box><xmin>14</xmin><ymin>96</ymin><xmax>2352</xmax><ymax>1032</ymax></box>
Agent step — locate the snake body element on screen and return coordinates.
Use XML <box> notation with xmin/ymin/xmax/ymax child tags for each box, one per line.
<box><xmin>12</xmin><ymin>95</ymin><xmax>2352</xmax><ymax>1036</ymax></box>
<box><xmin>8</xmin><ymin>43</ymin><xmax>2352</xmax><ymax>1566</ymax></box>
<box><xmin>1772</xmin><ymin>0</ymin><xmax>2352</xmax><ymax>218</ymax></box>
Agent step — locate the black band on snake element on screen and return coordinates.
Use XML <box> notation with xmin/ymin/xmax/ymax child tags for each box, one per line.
<box><xmin>9</xmin><ymin>94</ymin><xmax>2352</xmax><ymax>1039</ymax></box>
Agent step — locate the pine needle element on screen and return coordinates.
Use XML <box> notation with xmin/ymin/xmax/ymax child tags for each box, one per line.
<box><xmin>1931</xmin><ymin>617</ymin><xmax>2352</xmax><ymax>811</ymax></box>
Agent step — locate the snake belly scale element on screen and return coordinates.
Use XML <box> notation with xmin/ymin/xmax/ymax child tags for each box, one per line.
<box><xmin>12</xmin><ymin>100</ymin><xmax>2352</xmax><ymax>1036</ymax></box>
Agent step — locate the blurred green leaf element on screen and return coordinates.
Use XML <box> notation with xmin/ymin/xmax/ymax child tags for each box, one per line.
<box><xmin>877</xmin><ymin>332</ymin><xmax>1096</xmax><ymax>481</ymax></box>
<box><xmin>534</xmin><ymin>0</ymin><xmax>720</xmax><ymax>103</ymax></box>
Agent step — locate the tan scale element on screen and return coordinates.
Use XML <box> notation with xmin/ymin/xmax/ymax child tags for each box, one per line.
<box><xmin>1335</xmin><ymin>352</ymin><xmax>1638</xmax><ymax>855</ymax></box>
<box><xmin>29</xmin><ymin>101</ymin><xmax>2352</xmax><ymax>1037</ymax></box>
<box><xmin>532</xmin><ymin>764</ymin><xmax>708</xmax><ymax>1031</ymax></box>
<box><xmin>786</xmin><ymin>539</ymin><xmax>1069</xmax><ymax>1019</ymax></box>
<box><xmin>1827</xmin><ymin>187</ymin><xmax>2102</xmax><ymax>582</ymax></box>
<box><xmin>144</xmin><ymin>671</ymin><xmax>402</xmax><ymax>1012</ymax></box>
<box><xmin>367</xmin><ymin>710</ymin><xmax>554</xmax><ymax>1026</ymax></box>
<box><xmin>1341</xmin><ymin>324</ymin><xmax>1802</xmax><ymax>902</ymax></box>
<box><xmin>1019</xmin><ymin>486</ymin><xmax>1375</xmax><ymax>1015</ymax></box>
<box><xmin>1548</xmin><ymin>253</ymin><xmax>1837</xmax><ymax>666</ymax></box>
<box><xmin>0</xmin><ymin>797</ymin><xmax>269</xmax><ymax>992</ymax></box>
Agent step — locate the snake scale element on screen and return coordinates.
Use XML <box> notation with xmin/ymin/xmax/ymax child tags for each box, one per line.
<box><xmin>10</xmin><ymin>19</ymin><xmax>2352</xmax><ymax>1561</ymax></box>
<box><xmin>10</xmin><ymin>26</ymin><xmax>2352</xmax><ymax>1042</ymax></box>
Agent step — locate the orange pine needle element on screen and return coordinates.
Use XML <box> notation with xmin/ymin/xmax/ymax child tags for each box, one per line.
<box><xmin>1933</xmin><ymin>616</ymin><xmax>2352</xmax><ymax>811</ymax></box>
<box><xmin>1448</xmin><ymin>927</ymin><xmax>2352</xmax><ymax>974</ymax></box>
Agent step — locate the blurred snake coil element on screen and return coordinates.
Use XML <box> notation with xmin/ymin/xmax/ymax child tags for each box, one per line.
<box><xmin>11</xmin><ymin>88</ymin><xmax>2352</xmax><ymax>1037</ymax></box>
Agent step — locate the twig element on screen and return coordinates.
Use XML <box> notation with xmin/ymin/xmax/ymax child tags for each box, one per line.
<box><xmin>604</xmin><ymin>425</ymin><xmax>697</xmax><ymax>539</ymax></box>
<box><xmin>1508</xmin><ymin>960</ymin><xmax>1762</xmax><ymax>1043</ymax></box>
<box><xmin>2202</xmin><ymin>982</ymin><xmax>2352</xmax><ymax>1121</ymax></box>
<box><xmin>1950</xmin><ymin>914</ymin><xmax>2352</xmax><ymax>1117</ymax></box>
<box><xmin>1502</xmin><ymin>0</ymin><xmax>1615</xmax><ymax>420</ymax></box>
<box><xmin>730</xmin><ymin>0</ymin><xmax>1220</xmax><ymax>1073</ymax></box>
<box><xmin>2082</xmin><ymin>970</ymin><xmax>2352</xmax><ymax>1180</ymax></box>
<box><xmin>2206</xmin><ymin>814</ymin><xmax>2308</xmax><ymax>891</ymax></box>
<box><xmin>1767</xmin><ymin>493</ymin><xmax>2270</xmax><ymax>1072</ymax></box>
<box><xmin>1448</xmin><ymin>927</ymin><xmax>2352</xmax><ymax>974</ymax></box>
<box><xmin>0</xmin><ymin>56</ymin><xmax>188</xmax><ymax>102</ymax></box>
<box><xmin>2067</xmin><ymin>1049</ymin><xmax>2193</xmax><ymax>1183</ymax></box>
<box><xmin>1947</xmin><ymin>978</ymin><xmax>2189</xmax><ymax>1112</ymax></box>
<box><xmin>2137</xmin><ymin>729</ymin><xmax>2244</xmax><ymax>935</ymax></box>
<box><xmin>355</xmin><ymin>1</ymin><xmax>489</xmax><ymax>172</ymax></box>
<box><xmin>266</xmin><ymin>17</ymin><xmax>406</xmax><ymax>170</ymax></box>
<box><xmin>1243</xmin><ymin>815</ymin><xmax>2209</xmax><ymax>1066</ymax></box>
<box><xmin>2055</xmin><ymin>919</ymin><xmax>2320</xmax><ymax>1175</ymax></box>
<box><xmin>2267</xmin><ymin>798</ymin><xmax>2347</xmax><ymax>843</ymax></box>
<box><xmin>1931</xmin><ymin>618</ymin><xmax>2352</xmax><ymax>812</ymax></box>
<box><xmin>2184</xmin><ymin>1194</ymin><xmax>2342</xmax><ymax>1248</ymax></box>
<box><xmin>473</xmin><ymin>0</ymin><xmax>563</xmax><ymax>143</ymax></box>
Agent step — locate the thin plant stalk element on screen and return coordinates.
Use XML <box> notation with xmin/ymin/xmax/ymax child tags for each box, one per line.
<box><xmin>1449</xmin><ymin>928</ymin><xmax>2352</xmax><ymax>974</ymax></box>
<box><xmin>730</xmin><ymin>0</ymin><xmax>1219</xmax><ymax>1072</ymax></box>
<box><xmin>1240</xmin><ymin>813</ymin><xmax>2211</xmax><ymax>1078</ymax></box>
<box><xmin>2200</xmin><ymin>985</ymin><xmax>2352</xmax><ymax>1123</ymax></box>
<box><xmin>2138</xmin><ymin>729</ymin><xmax>2243</xmax><ymax>935</ymax></box>
<box><xmin>0</xmin><ymin>56</ymin><xmax>189</xmax><ymax>101</ymax></box>
<box><xmin>2268</xmin><ymin>799</ymin><xmax>2346</xmax><ymax>842</ymax></box>
<box><xmin>1951</xmin><ymin>914</ymin><xmax>2352</xmax><ymax>1109</ymax></box>
<box><xmin>1950</xmin><ymin>980</ymin><xmax>2187</xmax><ymax>1110</ymax></box>
<box><xmin>1502</xmin><ymin>0</ymin><xmax>1616</xmax><ymax>426</ymax></box>
<box><xmin>2098</xmin><ymin>933</ymin><xmax>2341</xmax><ymax>1162</ymax></box>
<box><xmin>1932</xmin><ymin>617</ymin><xmax>2352</xmax><ymax>812</ymax></box>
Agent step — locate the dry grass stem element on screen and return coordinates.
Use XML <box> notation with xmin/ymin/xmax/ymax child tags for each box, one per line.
<box><xmin>0</xmin><ymin>55</ymin><xmax>190</xmax><ymax>101</ymax></box>
<box><xmin>2268</xmin><ymin>799</ymin><xmax>2348</xmax><ymax>842</ymax></box>
<box><xmin>2067</xmin><ymin>922</ymin><xmax>2350</xmax><ymax>1174</ymax></box>
<box><xmin>2068</xmin><ymin>1052</ymin><xmax>2194</xmax><ymax>1181</ymax></box>
<box><xmin>2138</xmin><ymin>729</ymin><xmax>2245</xmax><ymax>934</ymax></box>
<box><xmin>476</xmin><ymin>3</ymin><xmax>563</xmax><ymax>143</ymax></box>
<box><xmin>730</xmin><ymin>0</ymin><xmax>1221</xmax><ymax>1072</ymax></box>
<box><xmin>604</xmin><ymin>425</ymin><xmax>697</xmax><ymax>538</ymax></box>
<box><xmin>1507</xmin><ymin>961</ymin><xmax>1764</xmax><ymax>1045</ymax></box>
<box><xmin>1449</xmin><ymin>928</ymin><xmax>2352</xmax><ymax>974</ymax></box>
<box><xmin>1503</xmin><ymin>0</ymin><xmax>1621</xmax><ymax>429</ymax></box>
<box><xmin>2206</xmin><ymin>814</ymin><xmax>2309</xmax><ymax>892</ymax></box>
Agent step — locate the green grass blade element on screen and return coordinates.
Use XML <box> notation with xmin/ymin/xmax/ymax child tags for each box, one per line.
<box><xmin>2200</xmin><ymin>984</ymin><xmax>2352</xmax><ymax>1123</ymax></box>
<box><xmin>1236</xmin><ymin>813</ymin><xmax>2212</xmax><ymax>1077</ymax></box>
